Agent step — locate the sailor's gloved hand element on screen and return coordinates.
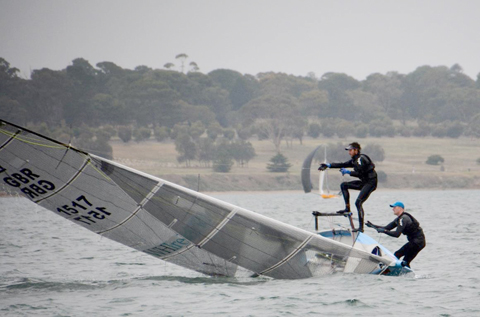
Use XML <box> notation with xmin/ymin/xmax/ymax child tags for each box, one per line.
<box><xmin>318</xmin><ymin>163</ymin><xmax>330</xmax><ymax>171</ymax></box>
<box><xmin>366</xmin><ymin>221</ymin><xmax>376</xmax><ymax>229</ymax></box>
<box><xmin>340</xmin><ymin>168</ymin><xmax>351</xmax><ymax>176</ymax></box>
<box><xmin>376</xmin><ymin>227</ymin><xmax>386</xmax><ymax>233</ymax></box>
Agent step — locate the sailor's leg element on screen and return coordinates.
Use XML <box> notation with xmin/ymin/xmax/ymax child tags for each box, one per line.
<box><xmin>394</xmin><ymin>245</ymin><xmax>406</xmax><ymax>260</ymax></box>
<box><xmin>338</xmin><ymin>181</ymin><xmax>362</xmax><ymax>213</ymax></box>
<box><xmin>340</xmin><ymin>182</ymin><xmax>351</xmax><ymax>210</ymax></box>
<box><xmin>354</xmin><ymin>181</ymin><xmax>377</xmax><ymax>231</ymax></box>
<box><xmin>402</xmin><ymin>241</ymin><xmax>425</xmax><ymax>267</ymax></box>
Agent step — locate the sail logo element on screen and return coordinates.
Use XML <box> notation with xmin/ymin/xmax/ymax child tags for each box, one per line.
<box><xmin>0</xmin><ymin>165</ymin><xmax>56</xmax><ymax>199</ymax></box>
<box><xmin>144</xmin><ymin>238</ymin><xmax>190</xmax><ymax>257</ymax></box>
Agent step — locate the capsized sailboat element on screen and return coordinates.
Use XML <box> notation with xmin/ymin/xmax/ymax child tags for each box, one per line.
<box><xmin>0</xmin><ymin>120</ymin><xmax>410</xmax><ymax>278</ymax></box>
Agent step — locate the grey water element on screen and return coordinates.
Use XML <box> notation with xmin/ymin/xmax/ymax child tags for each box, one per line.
<box><xmin>1</xmin><ymin>189</ymin><xmax>480</xmax><ymax>316</ymax></box>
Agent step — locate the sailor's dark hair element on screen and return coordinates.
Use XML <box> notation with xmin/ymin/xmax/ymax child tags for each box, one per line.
<box><xmin>350</xmin><ymin>142</ymin><xmax>361</xmax><ymax>150</ymax></box>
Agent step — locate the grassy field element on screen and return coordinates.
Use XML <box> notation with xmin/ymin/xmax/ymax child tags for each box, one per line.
<box><xmin>110</xmin><ymin>136</ymin><xmax>480</xmax><ymax>191</ymax></box>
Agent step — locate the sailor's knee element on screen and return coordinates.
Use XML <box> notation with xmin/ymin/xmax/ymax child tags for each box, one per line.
<box><xmin>355</xmin><ymin>199</ymin><xmax>363</xmax><ymax>209</ymax></box>
<box><xmin>340</xmin><ymin>182</ymin><xmax>348</xmax><ymax>190</ymax></box>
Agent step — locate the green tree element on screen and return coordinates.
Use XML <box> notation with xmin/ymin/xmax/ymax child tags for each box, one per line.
<box><xmin>363</xmin><ymin>72</ymin><xmax>403</xmax><ymax>119</ymax></box>
<box><xmin>65</xmin><ymin>58</ymin><xmax>99</xmax><ymax>126</ymax></box>
<box><xmin>318</xmin><ymin>72</ymin><xmax>360</xmax><ymax>120</ymax></box>
<box><xmin>213</xmin><ymin>141</ymin><xmax>233</xmax><ymax>172</ymax></box>
<box><xmin>266</xmin><ymin>153</ymin><xmax>292</xmax><ymax>172</ymax></box>
<box><xmin>118</xmin><ymin>126</ymin><xmax>132</xmax><ymax>143</ymax></box>
<box><xmin>363</xmin><ymin>143</ymin><xmax>385</xmax><ymax>162</ymax></box>
<box><xmin>175</xmin><ymin>53</ymin><xmax>188</xmax><ymax>73</ymax></box>
<box><xmin>426</xmin><ymin>154</ymin><xmax>445</xmax><ymax>165</ymax></box>
<box><xmin>175</xmin><ymin>133</ymin><xmax>197</xmax><ymax>167</ymax></box>
<box><xmin>229</xmin><ymin>75</ymin><xmax>259</xmax><ymax>110</ymax></box>
<box><xmin>466</xmin><ymin>113</ymin><xmax>480</xmax><ymax>137</ymax></box>
<box><xmin>133</xmin><ymin>127</ymin><xmax>151</xmax><ymax>142</ymax></box>
<box><xmin>197</xmin><ymin>137</ymin><xmax>215</xmax><ymax>167</ymax></box>
<box><xmin>154</xmin><ymin>126</ymin><xmax>170</xmax><ymax>142</ymax></box>
<box><xmin>240</xmin><ymin>94</ymin><xmax>300</xmax><ymax>152</ymax></box>
<box><xmin>229</xmin><ymin>140</ymin><xmax>256</xmax><ymax>167</ymax></box>
<box><xmin>28</xmin><ymin>68</ymin><xmax>72</xmax><ymax>126</ymax></box>
<box><xmin>206</xmin><ymin>122</ymin><xmax>223</xmax><ymax>141</ymax></box>
<box><xmin>223</xmin><ymin>128</ymin><xmax>235</xmax><ymax>140</ymax></box>
<box><xmin>299</xmin><ymin>90</ymin><xmax>329</xmax><ymax>117</ymax></box>
<box><xmin>189</xmin><ymin>121</ymin><xmax>205</xmax><ymax>140</ymax></box>
<box><xmin>308</xmin><ymin>123</ymin><xmax>321</xmax><ymax>138</ymax></box>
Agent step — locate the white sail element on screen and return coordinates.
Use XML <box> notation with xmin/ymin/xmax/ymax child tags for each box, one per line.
<box><xmin>0</xmin><ymin>120</ymin><xmax>393</xmax><ymax>279</ymax></box>
<box><xmin>319</xmin><ymin>146</ymin><xmax>337</xmax><ymax>199</ymax></box>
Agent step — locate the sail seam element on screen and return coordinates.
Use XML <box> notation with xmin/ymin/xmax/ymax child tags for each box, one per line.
<box><xmin>96</xmin><ymin>182</ymin><xmax>163</xmax><ymax>235</ymax></box>
<box><xmin>34</xmin><ymin>157</ymin><xmax>90</xmax><ymax>204</ymax></box>
<box><xmin>0</xmin><ymin>129</ymin><xmax>22</xmax><ymax>151</ymax></box>
<box><xmin>259</xmin><ymin>235</ymin><xmax>313</xmax><ymax>275</ymax></box>
<box><xmin>197</xmin><ymin>209</ymin><xmax>238</xmax><ymax>248</ymax></box>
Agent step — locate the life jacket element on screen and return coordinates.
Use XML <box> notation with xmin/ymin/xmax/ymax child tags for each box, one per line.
<box><xmin>398</xmin><ymin>212</ymin><xmax>422</xmax><ymax>237</ymax></box>
<box><xmin>353</xmin><ymin>153</ymin><xmax>376</xmax><ymax>181</ymax></box>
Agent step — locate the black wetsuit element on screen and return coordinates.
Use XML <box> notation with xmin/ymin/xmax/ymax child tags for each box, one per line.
<box><xmin>382</xmin><ymin>212</ymin><xmax>426</xmax><ymax>267</ymax></box>
<box><xmin>330</xmin><ymin>153</ymin><xmax>377</xmax><ymax>230</ymax></box>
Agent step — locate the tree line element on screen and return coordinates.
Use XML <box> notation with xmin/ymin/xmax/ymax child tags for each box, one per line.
<box><xmin>1</xmin><ymin>56</ymin><xmax>480</xmax><ymax>164</ymax></box>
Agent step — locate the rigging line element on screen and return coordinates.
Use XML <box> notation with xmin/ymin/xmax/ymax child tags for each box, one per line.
<box><xmin>259</xmin><ymin>235</ymin><xmax>313</xmax><ymax>275</ymax></box>
<box><xmin>0</xmin><ymin>128</ymin><xmax>66</xmax><ymax>149</ymax></box>
<box><xmin>0</xmin><ymin>129</ymin><xmax>22</xmax><ymax>151</ymax></box>
<box><xmin>96</xmin><ymin>182</ymin><xmax>163</xmax><ymax>235</ymax></box>
<box><xmin>204</xmin><ymin>248</ymin><xmax>221</xmax><ymax>273</ymax></box>
<box><xmin>34</xmin><ymin>157</ymin><xmax>91</xmax><ymax>204</ymax></box>
<box><xmin>55</xmin><ymin>141</ymin><xmax>72</xmax><ymax>170</ymax></box>
<box><xmin>0</xmin><ymin>119</ymin><xmax>88</xmax><ymax>155</ymax></box>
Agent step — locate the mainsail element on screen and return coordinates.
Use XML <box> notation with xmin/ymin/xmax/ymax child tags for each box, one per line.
<box><xmin>0</xmin><ymin>120</ymin><xmax>394</xmax><ymax>279</ymax></box>
<box><xmin>302</xmin><ymin>145</ymin><xmax>337</xmax><ymax>199</ymax></box>
<box><xmin>318</xmin><ymin>146</ymin><xmax>337</xmax><ymax>199</ymax></box>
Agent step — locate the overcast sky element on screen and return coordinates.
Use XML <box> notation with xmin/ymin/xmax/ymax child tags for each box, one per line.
<box><xmin>1</xmin><ymin>0</ymin><xmax>480</xmax><ymax>81</ymax></box>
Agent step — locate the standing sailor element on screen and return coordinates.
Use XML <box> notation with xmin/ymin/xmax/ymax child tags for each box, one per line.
<box><xmin>318</xmin><ymin>142</ymin><xmax>377</xmax><ymax>232</ymax></box>
<box><xmin>366</xmin><ymin>201</ymin><xmax>426</xmax><ymax>268</ymax></box>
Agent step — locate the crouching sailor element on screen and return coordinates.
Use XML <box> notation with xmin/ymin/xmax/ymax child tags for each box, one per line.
<box><xmin>318</xmin><ymin>142</ymin><xmax>377</xmax><ymax>232</ymax></box>
<box><xmin>366</xmin><ymin>201</ymin><xmax>426</xmax><ymax>268</ymax></box>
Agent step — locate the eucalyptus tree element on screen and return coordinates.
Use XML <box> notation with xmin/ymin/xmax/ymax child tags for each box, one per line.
<box><xmin>258</xmin><ymin>72</ymin><xmax>316</xmax><ymax>98</ymax></box>
<box><xmin>0</xmin><ymin>58</ymin><xmax>28</xmax><ymax>124</ymax></box>
<box><xmin>175</xmin><ymin>53</ymin><xmax>188</xmax><ymax>73</ymax></box>
<box><xmin>363</xmin><ymin>72</ymin><xmax>404</xmax><ymax>120</ymax></box>
<box><xmin>65</xmin><ymin>58</ymin><xmax>100</xmax><ymax>126</ymax></box>
<box><xmin>208</xmin><ymin>69</ymin><xmax>259</xmax><ymax>111</ymax></box>
<box><xmin>298</xmin><ymin>89</ymin><xmax>329</xmax><ymax>117</ymax></box>
<box><xmin>240</xmin><ymin>94</ymin><xmax>300</xmax><ymax>152</ymax></box>
<box><xmin>28</xmin><ymin>68</ymin><xmax>73</xmax><ymax>126</ymax></box>
<box><xmin>318</xmin><ymin>72</ymin><xmax>360</xmax><ymax>120</ymax></box>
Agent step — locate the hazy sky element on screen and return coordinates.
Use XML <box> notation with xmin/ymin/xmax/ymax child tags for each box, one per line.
<box><xmin>2</xmin><ymin>0</ymin><xmax>480</xmax><ymax>80</ymax></box>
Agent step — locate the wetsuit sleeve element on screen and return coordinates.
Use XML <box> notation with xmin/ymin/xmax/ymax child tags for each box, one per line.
<box><xmin>384</xmin><ymin>215</ymin><xmax>410</xmax><ymax>238</ymax></box>
<box><xmin>383</xmin><ymin>220</ymin><xmax>397</xmax><ymax>231</ymax></box>
<box><xmin>329</xmin><ymin>159</ymin><xmax>354</xmax><ymax>169</ymax></box>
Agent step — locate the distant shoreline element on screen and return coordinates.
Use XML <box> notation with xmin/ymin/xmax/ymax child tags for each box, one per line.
<box><xmin>2</xmin><ymin>172</ymin><xmax>478</xmax><ymax>199</ymax></box>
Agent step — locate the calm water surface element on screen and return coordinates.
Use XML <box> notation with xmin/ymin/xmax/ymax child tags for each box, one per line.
<box><xmin>1</xmin><ymin>189</ymin><xmax>480</xmax><ymax>316</ymax></box>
